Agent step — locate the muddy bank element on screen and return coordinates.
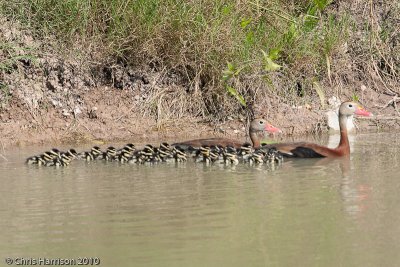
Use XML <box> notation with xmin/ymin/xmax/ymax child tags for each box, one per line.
<box><xmin>1</xmin><ymin>17</ymin><xmax>399</xmax><ymax>148</ymax></box>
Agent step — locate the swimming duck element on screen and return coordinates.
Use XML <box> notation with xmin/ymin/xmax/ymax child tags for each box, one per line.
<box><xmin>172</xmin><ymin>146</ymin><xmax>187</xmax><ymax>162</ymax></box>
<box><xmin>26</xmin><ymin>155</ymin><xmax>48</xmax><ymax>165</ymax></box>
<box><xmin>255</xmin><ymin>146</ymin><xmax>284</xmax><ymax>164</ymax></box>
<box><xmin>64</xmin><ymin>149</ymin><xmax>78</xmax><ymax>159</ymax></box>
<box><xmin>45</xmin><ymin>153</ymin><xmax>74</xmax><ymax>167</ymax></box>
<box><xmin>219</xmin><ymin>146</ymin><xmax>238</xmax><ymax>165</ymax></box>
<box><xmin>79</xmin><ymin>146</ymin><xmax>102</xmax><ymax>161</ymax></box>
<box><xmin>26</xmin><ymin>148</ymin><xmax>61</xmax><ymax>165</ymax></box>
<box><xmin>237</xmin><ymin>143</ymin><xmax>254</xmax><ymax>158</ymax></box>
<box><xmin>222</xmin><ymin>151</ymin><xmax>239</xmax><ymax>165</ymax></box>
<box><xmin>155</xmin><ymin>142</ymin><xmax>175</xmax><ymax>162</ymax></box>
<box><xmin>172</xmin><ymin>118</ymin><xmax>281</xmax><ymax>149</ymax></box>
<box><xmin>270</xmin><ymin>102</ymin><xmax>372</xmax><ymax>157</ymax></box>
<box><xmin>159</xmin><ymin>142</ymin><xmax>172</xmax><ymax>152</ymax></box>
<box><xmin>117</xmin><ymin>144</ymin><xmax>136</xmax><ymax>163</ymax></box>
<box><xmin>102</xmin><ymin>146</ymin><xmax>117</xmax><ymax>161</ymax></box>
<box><xmin>244</xmin><ymin>150</ymin><xmax>266</xmax><ymax>165</ymax></box>
<box><xmin>117</xmin><ymin>143</ymin><xmax>136</xmax><ymax>155</ymax></box>
<box><xmin>195</xmin><ymin>146</ymin><xmax>220</xmax><ymax>164</ymax></box>
<box><xmin>195</xmin><ymin>146</ymin><xmax>211</xmax><ymax>163</ymax></box>
<box><xmin>134</xmin><ymin>144</ymin><xmax>161</xmax><ymax>164</ymax></box>
<box><xmin>263</xmin><ymin>147</ymin><xmax>284</xmax><ymax>164</ymax></box>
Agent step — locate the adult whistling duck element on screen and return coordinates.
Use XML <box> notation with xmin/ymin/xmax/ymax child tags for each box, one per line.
<box><xmin>173</xmin><ymin>118</ymin><xmax>281</xmax><ymax>149</ymax></box>
<box><xmin>271</xmin><ymin>101</ymin><xmax>372</xmax><ymax>158</ymax></box>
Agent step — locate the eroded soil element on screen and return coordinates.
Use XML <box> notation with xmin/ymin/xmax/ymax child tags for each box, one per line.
<box><xmin>1</xmin><ymin>16</ymin><xmax>399</xmax><ymax>149</ymax></box>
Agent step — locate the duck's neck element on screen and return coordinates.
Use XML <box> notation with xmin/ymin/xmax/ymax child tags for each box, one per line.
<box><xmin>250</xmin><ymin>130</ymin><xmax>263</xmax><ymax>148</ymax></box>
<box><xmin>336</xmin><ymin>114</ymin><xmax>350</xmax><ymax>155</ymax></box>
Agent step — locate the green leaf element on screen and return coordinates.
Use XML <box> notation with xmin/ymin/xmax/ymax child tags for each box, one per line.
<box><xmin>313</xmin><ymin>0</ymin><xmax>332</xmax><ymax>10</ymax></box>
<box><xmin>352</xmin><ymin>94</ymin><xmax>359</xmax><ymax>102</ymax></box>
<box><xmin>222</xmin><ymin>4</ymin><xmax>232</xmax><ymax>15</ymax></box>
<box><xmin>227</xmin><ymin>62</ymin><xmax>235</xmax><ymax>71</ymax></box>
<box><xmin>222</xmin><ymin>71</ymin><xmax>233</xmax><ymax>82</ymax></box>
<box><xmin>223</xmin><ymin>62</ymin><xmax>243</xmax><ymax>82</ymax></box>
<box><xmin>240</xmin><ymin>18</ymin><xmax>252</xmax><ymax>29</ymax></box>
<box><xmin>261</xmin><ymin>50</ymin><xmax>281</xmax><ymax>71</ymax></box>
<box><xmin>226</xmin><ymin>86</ymin><xmax>246</xmax><ymax>107</ymax></box>
<box><xmin>246</xmin><ymin>31</ymin><xmax>255</xmax><ymax>45</ymax></box>
<box><xmin>313</xmin><ymin>81</ymin><xmax>325</xmax><ymax>108</ymax></box>
<box><xmin>269</xmin><ymin>48</ymin><xmax>281</xmax><ymax>60</ymax></box>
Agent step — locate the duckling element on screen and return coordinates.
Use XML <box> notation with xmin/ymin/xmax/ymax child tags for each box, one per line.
<box><xmin>117</xmin><ymin>144</ymin><xmax>136</xmax><ymax>163</ymax></box>
<box><xmin>26</xmin><ymin>148</ymin><xmax>60</xmax><ymax>165</ymax></box>
<box><xmin>45</xmin><ymin>153</ymin><xmax>74</xmax><ymax>167</ymax></box>
<box><xmin>140</xmin><ymin>144</ymin><xmax>155</xmax><ymax>157</ymax></box>
<box><xmin>245</xmin><ymin>150</ymin><xmax>266</xmax><ymax>165</ymax></box>
<box><xmin>159</xmin><ymin>142</ymin><xmax>172</xmax><ymax>152</ymax></box>
<box><xmin>127</xmin><ymin>154</ymin><xmax>138</xmax><ymax>164</ymax></box>
<box><xmin>210</xmin><ymin>145</ymin><xmax>224</xmax><ymax>162</ymax></box>
<box><xmin>26</xmin><ymin>155</ymin><xmax>38</xmax><ymax>165</ymax></box>
<box><xmin>224</xmin><ymin>145</ymin><xmax>237</xmax><ymax>154</ymax></box>
<box><xmin>117</xmin><ymin>150</ymin><xmax>132</xmax><ymax>163</ymax></box>
<box><xmin>196</xmin><ymin>146</ymin><xmax>219</xmax><ymax>164</ymax></box>
<box><xmin>223</xmin><ymin>151</ymin><xmax>239</xmax><ymax>165</ymax></box>
<box><xmin>158</xmin><ymin>148</ymin><xmax>174</xmax><ymax>162</ymax></box>
<box><xmin>102</xmin><ymin>146</ymin><xmax>117</xmax><ymax>161</ymax></box>
<box><xmin>195</xmin><ymin>146</ymin><xmax>211</xmax><ymax>163</ymax></box>
<box><xmin>149</xmin><ymin>147</ymin><xmax>162</xmax><ymax>163</ymax></box>
<box><xmin>123</xmin><ymin>143</ymin><xmax>136</xmax><ymax>152</ymax></box>
<box><xmin>134</xmin><ymin>144</ymin><xmax>157</xmax><ymax>164</ymax></box>
<box><xmin>237</xmin><ymin>143</ymin><xmax>254</xmax><ymax>159</ymax></box>
<box><xmin>155</xmin><ymin>142</ymin><xmax>174</xmax><ymax>162</ymax></box>
<box><xmin>185</xmin><ymin>146</ymin><xmax>199</xmax><ymax>158</ymax></box>
<box><xmin>26</xmin><ymin>155</ymin><xmax>47</xmax><ymax>165</ymax></box>
<box><xmin>260</xmin><ymin>146</ymin><xmax>284</xmax><ymax>164</ymax></box>
<box><xmin>206</xmin><ymin>150</ymin><xmax>220</xmax><ymax>164</ymax></box>
<box><xmin>40</xmin><ymin>148</ymin><xmax>61</xmax><ymax>162</ymax></box>
<box><xmin>172</xmin><ymin>146</ymin><xmax>187</xmax><ymax>162</ymax></box>
<box><xmin>90</xmin><ymin>146</ymin><xmax>102</xmax><ymax>159</ymax></box>
<box><xmin>78</xmin><ymin>146</ymin><xmax>102</xmax><ymax>161</ymax></box>
<box><xmin>80</xmin><ymin>151</ymin><xmax>95</xmax><ymax>161</ymax></box>
<box><xmin>64</xmin><ymin>149</ymin><xmax>78</xmax><ymax>160</ymax></box>
<box><xmin>117</xmin><ymin>143</ymin><xmax>136</xmax><ymax>155</ymax></box>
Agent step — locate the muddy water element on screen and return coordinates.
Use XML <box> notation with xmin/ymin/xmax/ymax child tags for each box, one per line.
<box><xmin>0</xmin><ymin>133</ymin><xmax>400</xmax><ymax>267</ymax></box>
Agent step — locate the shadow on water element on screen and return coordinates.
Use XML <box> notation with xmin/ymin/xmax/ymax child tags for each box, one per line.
<box><xmin>0</xmin><ymin>133</ymin><xmax>400</xmax><ymax>267</ymax></box>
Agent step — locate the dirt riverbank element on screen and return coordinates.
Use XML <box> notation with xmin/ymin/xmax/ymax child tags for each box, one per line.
<box><xmin>1</xmin><ymin>16</ymin><xmax>399</xmax><ymax>148</ymax></box>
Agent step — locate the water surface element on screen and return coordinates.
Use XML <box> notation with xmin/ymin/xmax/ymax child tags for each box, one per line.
<box><xmin>0</xmin><ymin>133</ymin><xmax>399</xmax><ymax>267</ymax></box>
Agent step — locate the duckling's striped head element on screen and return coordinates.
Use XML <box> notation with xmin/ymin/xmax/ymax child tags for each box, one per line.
<box><xmin>66</xmin><ymin>149</ymin><xmax>78</xmax><ymax>158</ymax></box>
<box><xmin>106</xmin><ymin>146</ymin><xmax>117</xmax><ymax>156</ymax></box>
<box><xmin>91</xmin><ymin>146</ymin><xmax>102</xmax><ymax>155</ymax></box>
<box><xmin>49</xmin><ymin>148</ymin><xmax>61</xmax><ymax>157</ymax></box>
<box><xmin>160</xmin><ymin>142</ymin><xmax>172</xmax><ymax>151</ymax></box>
<box><xmin>123</xmin><ymin>143</ymin><xmax>135</xmax><ymax>152</ymax></box>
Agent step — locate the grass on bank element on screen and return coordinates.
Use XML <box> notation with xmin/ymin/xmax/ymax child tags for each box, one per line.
<box><xmin>1</xmin><ymin>0</ymin><xmax>398</xmax><ymax>120</ymax></box>
<box><xmin>0</xmin><ymin>40</ymin><xmax>38</xmax><ymax>109</ymax></box>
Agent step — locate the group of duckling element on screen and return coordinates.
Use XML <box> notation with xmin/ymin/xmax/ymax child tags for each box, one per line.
<box><xmin>26</xmin><ymin>148</ymin><xmax>79</xmax><ymax>167</ymax></box>
<box><xmin>26</xmin><ymin>142</ymin><xmax>283</xmax><ymax>167</ymax></box>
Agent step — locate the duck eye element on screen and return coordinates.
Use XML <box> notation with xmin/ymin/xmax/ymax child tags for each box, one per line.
<box><xmin>348</xmin><ymin>104</ymin><xmax>353</xmax><ymax>108</ymax></box>
<box><xmin>259</xmin><ymin>120</ymin><xmax>264</xmax><ymax>124</ymax></box>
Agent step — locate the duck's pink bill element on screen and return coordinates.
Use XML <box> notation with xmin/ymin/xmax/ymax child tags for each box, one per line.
<box><xmin>265</xmin><ymin>124</ymin><xmax>282</xmax><ymax>133</ymax></box>
<box><xmin>355</xmin><ymin>106</ymin><xmax>373</xmax><ymax>117</ymax></box>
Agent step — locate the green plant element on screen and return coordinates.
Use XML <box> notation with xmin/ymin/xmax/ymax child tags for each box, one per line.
<box><xmin>0</xmin><ymin>0</ymin><xmax>359</xmax><ymax>119</ymax></box>
<box><xmin>0</xmin><ymin>42</ymin><xmax>37</xmax><ymax>72</ymax></box>
<box><xmin>352</xmin><ymin>94</ymin><xmax>360</xmax><ymax>102</ymax></box>
<box><xmin>222</xmin><ymin>62</ymin><xmax>246</xmax><ymax>107</ymax></box>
